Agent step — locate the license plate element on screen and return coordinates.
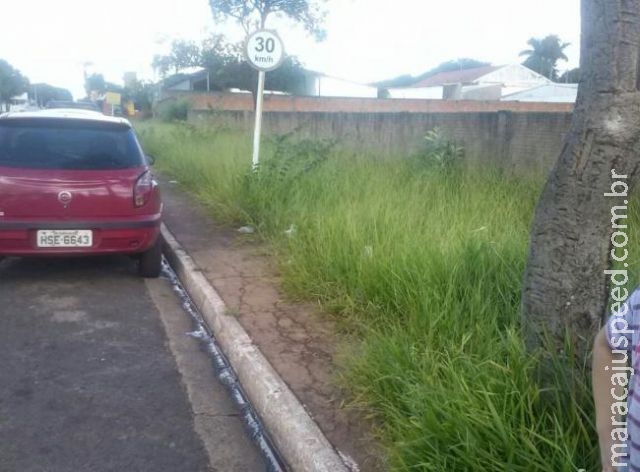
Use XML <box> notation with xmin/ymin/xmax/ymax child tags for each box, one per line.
<box><xmin>37</xmin><ymin>230</ymin><xmax>93</xmax><ymax>248</ymax></box>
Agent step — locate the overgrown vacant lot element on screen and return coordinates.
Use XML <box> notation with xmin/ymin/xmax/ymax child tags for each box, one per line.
<box><xmin>137</xmin><ymin>121</ymin><xmax>640</xmax><ymax>471</ymax></box>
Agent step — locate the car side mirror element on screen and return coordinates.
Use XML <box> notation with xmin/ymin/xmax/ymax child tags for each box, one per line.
<box><xmin>145</xmin><ymin>154</ymin><xmax>156</xmax><ymax>166</ymax></box>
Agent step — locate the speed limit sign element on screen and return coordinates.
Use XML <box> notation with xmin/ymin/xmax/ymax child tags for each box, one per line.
<box><xmin>244</xmin><ymin>30</ymin><xmax>285</xmax><ymax>72</ymax></box>
<box><xmin>244</xmin><ymin>29</ymin><xmax>286</xmax><ymax>169</ymax></box>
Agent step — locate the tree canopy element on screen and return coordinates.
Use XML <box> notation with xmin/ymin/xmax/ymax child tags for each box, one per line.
<box><xmin>84</xmin><ymin>73</ymin><xmax>106</xmax><ymax>96</ymax></box>
<box><xmin>153</xmin><ymin>34</ymin><xmax>307</xmax><ymax>94</ymax></box>
<box><xmin>152</xmin><ymin>40</ymin><xmax>201</xmax><ymax>77</ymax></box>
<box><xmin>422</xmin><ymin>58</ymin><xmax>492</xmax><ymax>77</ymax></box>
<box><xmin>558</xmin><ymin>67</ymin><xmax>581</xmax><ymax>83</ymax></box>
<box><xmin>519</xmin><ymin>35</ymin><xmax>570</xmax><ymax>80</ymax></box>
<box><xmin>83</xmin><ymin>73</ymin><xmax>123</xmax><ymax>99</ymax></box>
<box><xmin>208</xmin><ymin>0</ymin><xmax>328</xmax><ymax>40</ymax></box>
<box><xmin>122</xmin><ymin>79</ymin><xmax>155</xmax><ymax>113</ymax></box>
<box><xmin>0</xmin><ymin>59</ymin><xmax>29</xmax><ymax>111</ymax></box>
<box><xmin>375</xmin><ymin>58</ymin><xmax>491</xmax><ymax>88</ymax></box>
<box><xmin>29</xmin><ymin>83</ymin><xmax>73</xmax><ymax>107</ymax></box>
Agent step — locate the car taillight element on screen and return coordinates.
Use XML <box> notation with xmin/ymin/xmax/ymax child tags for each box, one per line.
<box><xmin>134</xmin><ymin>171</ymin><xmax>155</xmax><ymax>207</ymax></box>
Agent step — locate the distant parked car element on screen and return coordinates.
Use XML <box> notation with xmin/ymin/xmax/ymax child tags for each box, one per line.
<box><xmin>45</xmin><ymin>100</ymin><xmax>101</xmax><ymax>112</ymax></box>
<box><xmin>0</xmin><ymin>109</ymin><xmax>162</xmax><ymax>277</ymax></box>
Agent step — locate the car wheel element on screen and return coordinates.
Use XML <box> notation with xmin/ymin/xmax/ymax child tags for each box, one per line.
<box><xmin>138</xmin><ymin>236</ymin><xmax>163</xmax><ymax>278</ymax></box>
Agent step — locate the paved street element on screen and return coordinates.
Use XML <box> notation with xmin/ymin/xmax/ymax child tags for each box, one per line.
<box><xmin>0</xmin><ymin>255</ymin><xmax>266</xmax><ymax>472</ymax></box>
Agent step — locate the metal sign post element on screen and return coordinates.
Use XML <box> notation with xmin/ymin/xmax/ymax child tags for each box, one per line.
<box><xmin>252</xmin><ymin>70</ymin><xmax>266</xmax><ymax>169</ymax></box>
<box><xmin>244</xmin><ymin>30</ymin><xmax>285</xmax><ymax>169</ymax></box>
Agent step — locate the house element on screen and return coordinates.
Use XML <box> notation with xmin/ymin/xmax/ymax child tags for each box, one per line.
<box><xmin>386</xmin><ymin>64</ymin><xmax>553</xmax><ymax>101</ymax></box>
<box><xmin>297</xmin><ymin>71</ymin><xmax>378</xmax><ymax>98</ymax></box>
<box><xmin>163</xmin><ymin>68</ymin><xmax>211</xmax><ymax>92</ymax></box>
<box><xmin>4</xmin><ymin>93</ymin><xmax>33</xmax><ymax>112</ymax></box>
<box><xmin>162</xmin><ymin>67</ymin><xmax>378</xmax><ymax>99</ymax></box>
<box><xmin>501</xmin><ymin>83</ymin><xmax>578</xmax><ymax>103</ymax></box>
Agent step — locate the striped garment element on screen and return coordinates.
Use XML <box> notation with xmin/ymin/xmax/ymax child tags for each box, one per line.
<box><xmin>606</xmin><ymin>287</ymin><xmax>640</xmax><ymax>471</ymax></box>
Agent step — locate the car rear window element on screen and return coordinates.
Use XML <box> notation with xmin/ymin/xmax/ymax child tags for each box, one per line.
<box><xmin>0</xmin><ymin>119</ymin><xmax>145</xmax><ymax>170</ymax></box>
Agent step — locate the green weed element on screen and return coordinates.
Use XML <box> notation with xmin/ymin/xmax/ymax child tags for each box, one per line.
<box><xmin>137</xmin><ymin>121</ymin><xmax>622</xmax><ymax>471</ymax></box>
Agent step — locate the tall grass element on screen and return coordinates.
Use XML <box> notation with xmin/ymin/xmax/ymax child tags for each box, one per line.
<box><xmin>136</xmin><ymin>121</ymin><xmax>632</xmax><ymax>471</ymax></box>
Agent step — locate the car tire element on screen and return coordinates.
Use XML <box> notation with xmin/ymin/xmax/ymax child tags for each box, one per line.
<box><xmin>138</xmin><ymin>236</ymin><xmax>163</xmax><ymax>278</ymax></box>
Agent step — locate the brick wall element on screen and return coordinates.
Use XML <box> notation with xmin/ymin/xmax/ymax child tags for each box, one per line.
<box><xmin>167</xmin><ymin>92</ymin><xmax>574</xmax><ymax>175</ymax></box>
<box><xmin>163</xmin><ymin>91</ymin><xmax>574</xmax><ymax>114</ymax></box>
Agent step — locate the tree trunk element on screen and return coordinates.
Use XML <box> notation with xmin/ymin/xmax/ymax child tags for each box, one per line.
<box><xmin>522</xmin><ymin>0</ymin><xmax>640</xmax><ymax>362</ymax></box>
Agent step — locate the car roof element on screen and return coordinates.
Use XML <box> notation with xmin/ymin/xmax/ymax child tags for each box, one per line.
<box><xmin>0</xmin><ymin>109</ymin><xmax>132</xmax><ymax>127</ymax></box>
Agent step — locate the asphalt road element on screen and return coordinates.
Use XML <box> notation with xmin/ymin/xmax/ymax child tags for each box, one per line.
<box><xmin>0</xmin><ymin>255</ymin><xmax>266</xmax><ymax>472</ymax></box>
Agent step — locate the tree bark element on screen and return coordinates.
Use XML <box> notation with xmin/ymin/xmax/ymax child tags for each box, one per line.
<box><xmin>522</xmin><ymin>0</ymin><xmax>640</xmax><ymax>362</ymax></box>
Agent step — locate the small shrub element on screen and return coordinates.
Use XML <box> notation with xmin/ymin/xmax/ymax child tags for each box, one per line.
<box><xmin>261</xmin><ymin>134</ymin><xmax>335</xmax><ymax>181</ymax></box>
<box><xmin>240</xmin><ymin>135</ymin><xmax>336</xmax><ymax>229</ymax></box>
<box><xmin>414</xmin><ymin>127</ymin><xmax>465</xmax><ymax>171</ymax></box>
<box><xmin>157</xmin><ymin>99</ymin><xmax>191</xmax><ymax>122</ymax></box>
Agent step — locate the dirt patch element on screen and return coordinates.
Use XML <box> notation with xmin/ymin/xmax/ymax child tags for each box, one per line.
<box><xmin>160</xmin><ymin>179</ymin><xmax>384</xmax><ymax>471</ymax></box>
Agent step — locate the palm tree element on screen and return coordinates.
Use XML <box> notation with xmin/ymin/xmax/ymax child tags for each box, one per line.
<box><xmin>519</xmin><ymin>35</ymin><xmax>570</xmax><ymax>80</ymax></box>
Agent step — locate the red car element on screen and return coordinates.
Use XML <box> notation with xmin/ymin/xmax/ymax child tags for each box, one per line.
<box><xmin>0</xmin><ymin>109</ymin><xmax>162</xmax><ymax>277</ymax></box>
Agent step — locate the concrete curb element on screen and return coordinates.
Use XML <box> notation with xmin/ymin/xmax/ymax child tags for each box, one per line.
<box><xmin>161</xmin><ymin>224</ymin><xmax>349</xmax><ymax>472</ymax></box>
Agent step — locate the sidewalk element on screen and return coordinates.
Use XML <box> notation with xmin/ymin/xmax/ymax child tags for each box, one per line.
<box><xmin>160</xmin><ymin>179</ymin><xmax>382</xmax><ymax>471</ymax></box>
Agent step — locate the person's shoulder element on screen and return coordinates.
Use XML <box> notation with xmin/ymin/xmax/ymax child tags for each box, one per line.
<box><xmin>628</xmin><ymin>285</ymin><xmax>640</xmax><ymax>307</ymax></box>
<box><xmin>624</xmin><ymin>286</ymin><xmax>640</xmax><ymax>319</ymax></box>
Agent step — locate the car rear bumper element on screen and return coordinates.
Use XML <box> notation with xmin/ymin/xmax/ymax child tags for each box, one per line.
<box><xmin>0</xmin><ymin>214</ymin><xmax>161</xmax><ymax>256</ymax></box>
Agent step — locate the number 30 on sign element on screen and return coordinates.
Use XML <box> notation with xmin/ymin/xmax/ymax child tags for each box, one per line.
<box><xmin>244</xmin><ymin>30</ymin><xmax>285</xmax><ymax>72</ymax></box>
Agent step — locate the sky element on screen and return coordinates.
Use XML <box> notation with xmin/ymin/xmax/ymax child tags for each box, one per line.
<box><xmin>0</xmin><ymin>0</ymin><xmax>581</xmax><ymax>99</ymax></box>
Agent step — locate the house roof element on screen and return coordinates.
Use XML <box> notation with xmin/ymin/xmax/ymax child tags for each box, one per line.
<box><xmin>163</xmin><ymin>68</ymin><xmax>208</xmax><ymax>88</ymax></box>
<box><xmin>411</xmin><ymin>65</ymin><xmax>502</xmax><ymax>87</ymax></box>
<box><xmin>501</xmin><ymin>83</ymin><xmax>578</xmax><ymax>103</ymax></box>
